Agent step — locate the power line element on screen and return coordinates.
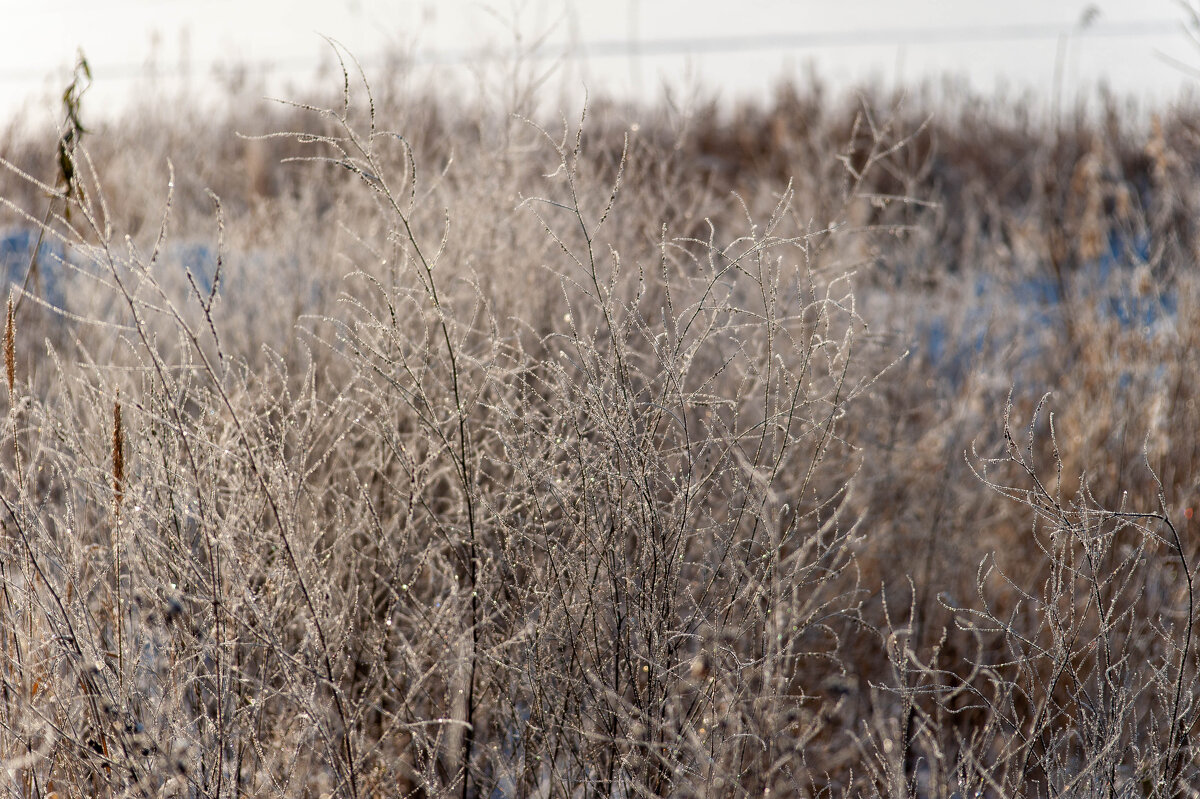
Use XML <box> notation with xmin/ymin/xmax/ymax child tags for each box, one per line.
<box><xmin>561</xmin><ymin>19</ymin><xmax>1183</xmax><ymax>60</ymax></box>
<box><xmin>0</xmin><ymin>18</ymin><xmax>1184</xmax><ymax>85</ymax></box>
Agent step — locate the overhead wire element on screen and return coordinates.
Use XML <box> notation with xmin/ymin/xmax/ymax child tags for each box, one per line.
<box><xmin>0</xmin><ymin>18</ymin><xmax>1182</xmax><ymax>85</ymax></box>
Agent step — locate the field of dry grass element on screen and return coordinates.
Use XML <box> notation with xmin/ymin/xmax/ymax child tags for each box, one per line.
<box><xmin>0</xmin><ymin>51</ymin><xmax>1199</xmax><ymax>798</ymax></box>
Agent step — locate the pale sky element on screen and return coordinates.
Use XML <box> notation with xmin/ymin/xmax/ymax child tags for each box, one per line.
<box><xmin>2</xmin><ymin>0</ymin><xmax>1197</xmax><ymax>126</ymax></box>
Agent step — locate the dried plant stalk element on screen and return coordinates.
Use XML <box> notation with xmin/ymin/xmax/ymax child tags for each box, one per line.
<box><xmin>112</xmin><ymin>394</ymin><xmax>124</xmax><ymax>513</ymax></box>
<box><xmin>5</xmin><ymin>296</ymin><xmax>14</xmax><ymax>396</ymax></box>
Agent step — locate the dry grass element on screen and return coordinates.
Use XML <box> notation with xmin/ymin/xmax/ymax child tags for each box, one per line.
<box><xmin>0</xmin><ymin>49</ymin><xmax>1198</xmax><ymax>799</ymax></box>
